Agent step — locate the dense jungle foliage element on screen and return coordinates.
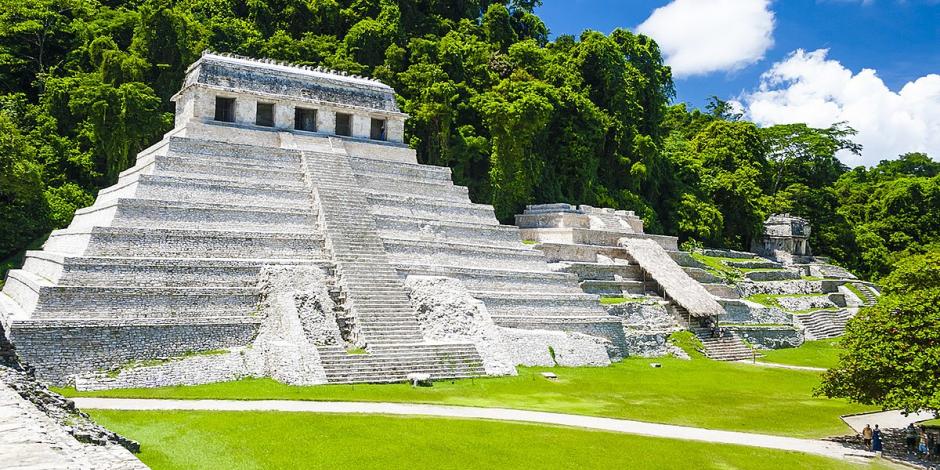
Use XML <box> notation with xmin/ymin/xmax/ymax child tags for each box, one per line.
<box><xmin>0</xmin><ymin>0</ymin><xmax>938</xmax><ymax>282</ymax></box>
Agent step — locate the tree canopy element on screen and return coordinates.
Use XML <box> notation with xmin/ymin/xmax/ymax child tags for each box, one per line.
<box><xmin>819</xmin><ymin>251</ymin><xmax>940</xmax><ymax>414</ymax></box>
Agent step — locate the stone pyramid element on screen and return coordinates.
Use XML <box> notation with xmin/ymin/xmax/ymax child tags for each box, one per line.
<box><xmin>0</xmin><ymin>52</ymin><xmax>624</xmax><ymax>386</ymax></box>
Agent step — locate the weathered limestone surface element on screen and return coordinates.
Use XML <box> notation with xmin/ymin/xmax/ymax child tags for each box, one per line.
<box><xmin>405</xmin><ymin>276</ymin><xmax>516</xmax><ymax>375</ymax></box>
<box><xmin>738</xmin><ymin>280</ymin><xmax>829</xmax><ymax>297</ymax></box>
<box><xmin>73</xmin><ymin>266</ymin><xmax>341</xmax><ymax>390</ymax></box>
<box><xmin>252</xmin><ymin>265</ymin><xmax>335</xmax><ymax>385</ymax></box>
<box><xmin>718</xmin><ymin>299</ymin><xmax>792</xmax><ymax>325</ymax></box>
<box><xmin>74</xmin><ymin>348</ymin><xmax>260</xmax><ymax>391</ymax></box>
<box><xmin>0</xmin><ymin>326</ymin><xmax>146</xmax><ymax>469</ymax></box>
<box><xmin>605</xmin><ymin>301</ymin><xmax>682</xmax><ymax>357</ymax></box>
<box><xmin>733</xmin><ymin>326</ymin><xmax>804</xmax><ymax>350</ymax></box>
<box><xmin>0</xmin><ymin>380</ymin><xmax>148</xmax><ymax>469</ymax></box>
<box><xmin>497</xmin><ymin>328</ymin><xmax>612</xmax><ymax>367</ymax></box>
<box><xmin>776</xmin><ymin>295</ymin><xmax>837</xmax><ymax>312</ymax></box>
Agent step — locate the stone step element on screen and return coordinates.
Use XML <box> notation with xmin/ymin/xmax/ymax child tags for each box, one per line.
<box><xmin>21</xmin><ymin>252</ymin><xmax>331</xmax><ymax>287</ymax></box>
<box><xmin>744</xmin><ymin>270</ymin><xmax>801</xmax><ymax>282</ymax></box>
<box><xmin>354</xmin><ymin>173</ymin><xmax>470</xmax><ymax>203</ymax></box>
<box><xmin>318</xmin><ymin>346</ymin><xmax>480</xmax><ymax>358</ymax></box>
<box><xmin>536</xmin><ymin>243</ymin><xmax>632</xmax><ymax>264</ymax></box>
<box><xmin>471</xmin><ymin>292</ymin><xmax>604</xmax><ymax>315</ymax></box>
<box><xmin>98</xmin><ymin>174</ymin><xmax>313</xmax><ymax>210</ymax></box>
<box><xmin>366</xmin><ymin>194</ymin><xmax>498</xmax><ymax>226</ymax></box>
<box><xmin>319</xmin><ymin>358</ymin><xmax>483</xmax><ymax>372</ymax></box>
<box><xmin>385</xmin><ymin>239</ymin><xmax>549</xmax><ymax>271</ymax></box>
<box><xmin>347</xmin><ymin>156</ymin><xmax>453</xmax><ymax>182</ymax></box>
<box><xmin>683</xmin><ymin>267</ymin><xmax>722</xmax><ymax>284</ymax></box>
<box><xmin>703</xmin><ymin>283</ymin><xmax>739</xmax><ymax>299</ymax></box>
<box><xmin>167</xmin><ymin>137</ymin><xmax>301</xmax><ymax>167</ymax></box>
<box><xmin>154</xmin><ymin>153</ymin><xmax>305</xmax><ymax>184</ymax></box>
<box><xmin>44</xmin><ymin>226</ymin><xmax>325</xmax><ymax>259</ymax></box>
<box><xmin>393</xmin><ymin>263</ymin><xmax>583</xmax><ymax>293</ymax></box>
<box><xmin>558</xmin><ymin>262</ymin><xmax>642</xmax><ymax>281</ymax></box>
<box><xmin>692</xmin><ymin>328</ymin><xmax>756</xmax><ymax>361</ymax></box>
<box><xmin>71</xmin><ymin>198</ymin><xmax>317</xmax><ymax>233</ymax></box>
<box><xmin>579</xmin><ymin>279</ymin><xmax>647</xmax><ymax>295</ymax></box>
<box><xmin>374</xmin><ymin>215</ymin><xmax>523</xmax><ymax>248</ymax></box>
<box><xmin>8</xmin><ymin>270</ymin><xmax>259</xmax><ymax>317</ymax></box>
<box><xmin>726</xmin><ymin>259</ymin><xmax>782</xmax><ymax>269</ymax></box>
<box><xmin>151</xmin><ymin>169</ymin><xmax>306</xmax><ymax>190</ymax></box>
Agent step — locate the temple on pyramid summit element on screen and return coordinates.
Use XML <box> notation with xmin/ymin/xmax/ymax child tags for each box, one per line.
<box><xmin>0</xmin><ymin>52</ymin><xmax>627</xmax><ymax>388</ymax></box>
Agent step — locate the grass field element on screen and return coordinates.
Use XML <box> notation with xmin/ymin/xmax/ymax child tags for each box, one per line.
<box><xmin>759</xmin><ymin>339</ymin><xmax>845</xmax><ymax>369</ymax></box>
<box><xmin>62</xmin><ymin>356</ymin><xmax>875</xmax><ymax>438</ymax></box>
<box><xmin>89</xmin><ymin>410</ymin><xmax>896</xmax><ymax>470</ymax></box>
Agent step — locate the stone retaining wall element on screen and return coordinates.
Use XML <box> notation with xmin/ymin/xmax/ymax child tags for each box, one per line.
<box><xmin>731</xmin><ymin>326</ymin><xmax>804</xmax><ymax>349</ymax></box>
<box><xmin>11</xmin><ymin>320</ymin><xmax>258</xmax><ymax>384</ymax></box>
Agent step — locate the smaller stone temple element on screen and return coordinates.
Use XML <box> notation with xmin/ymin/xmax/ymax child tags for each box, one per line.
<box><xmin>752</xmin><ymin>214</ymin><xmax>812</xmax><ymax>265</ymax></box>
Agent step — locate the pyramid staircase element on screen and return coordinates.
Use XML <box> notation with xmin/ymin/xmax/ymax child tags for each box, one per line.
<box><xmin>301</xmin><ymin>146</ymin><xmax>484</xmax><ymax>383</ymax></box>
<box><xmin>343</xmin><ymin>154</ymin><xmax>623</xmax><ymax>344</ymax></box>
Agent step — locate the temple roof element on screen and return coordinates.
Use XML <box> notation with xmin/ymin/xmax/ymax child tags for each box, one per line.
<box><xmin>178</xmin><ymin>51</ymin><xmax>400</xmax><ymax>113</ymax></box>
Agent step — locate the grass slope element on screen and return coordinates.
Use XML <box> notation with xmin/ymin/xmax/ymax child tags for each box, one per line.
<box><xmin>759</xmin><ymin>339</ymin><xmax>845</xmax><ymax>369</ymax></box>
<box><xmin>63</xmin><ymin>357</ymin><xmax>875</xmax><ymax>438</ymax></box>
<box><xmin>90</xmin><ymin>410</ymin><xmax>894</xmax><ymax>470</ymax></box>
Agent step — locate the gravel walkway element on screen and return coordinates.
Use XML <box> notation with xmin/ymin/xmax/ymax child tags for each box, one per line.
<box><xmin>842</xmin><ymin>409</ymin><xmax>937</xmax><ymax>433</ymax></box>
<box><xmin>75</xmin><ymin>397</ymin><xmax>875</xmax><ymax>462</ymax></box>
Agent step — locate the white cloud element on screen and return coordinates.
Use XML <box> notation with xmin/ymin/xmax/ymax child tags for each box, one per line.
<box><xmin>636</xmin><ymin>0</ymin><xmax>775</xmax><ymax>78</ymax></box>
<box><xmin>742</xmin><ymin>49</ymin><xmax>940</xmax><ymax>167</ymax></box>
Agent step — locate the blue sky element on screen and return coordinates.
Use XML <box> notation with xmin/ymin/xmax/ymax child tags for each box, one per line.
<box><xmin>535</xmin><ymin>0</ymin><xmax>940</xmax><ymax>166</ymax></box>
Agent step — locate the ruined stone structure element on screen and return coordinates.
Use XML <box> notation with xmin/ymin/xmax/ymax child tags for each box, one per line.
<box><xmin>516</xmin><ymin>205</ymin><xmax>879</xmax><ymax>356</ymax></box>
<box><xmin>0</xmin><ymin>52</ymin><xmax>623</xmax><ymax>387</ymax></box>
<box><xmin>752</xmin><ymin>214</ymin><xmax>812</xmax><ymax>265</ymax></box>
<box><xmin>516</xmin><ymin>204</ymin><xmax>755</xmax><ymax>360</ymax></box>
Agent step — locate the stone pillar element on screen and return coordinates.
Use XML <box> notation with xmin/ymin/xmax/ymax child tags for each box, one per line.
<box><xmin>235</xmin><ymin>98</ymin><xmax>254</xmax><ymax>125</ymax></box>
<box><xmin>274</xmin><ymin>102</ymin><xmax>293</xmax><ymax>130</ymax></box>
<box><xmin>386</xmin><ymin>118</ymin><xmax>405</xmax><ymax>143</ymax></box>
<box><xmin>351</xmin><ymin>114</ymin><xmax>370</xmax><ymax>139</ymax></box>
<box><xmin>318</xmin><ymin>109</ymin><xmax>336</xmax><ymax>134</ymax></box>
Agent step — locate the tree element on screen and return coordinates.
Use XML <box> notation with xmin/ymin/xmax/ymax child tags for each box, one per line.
<box><xmin>819</xmin><ymin>251</ymin><xmax>940</xmax><ymax>414</ymax></box>
<box><xmin>474</xmin><ymin>75</ymin><xmax>553</xmax><ymax>220</ymax></box>
<box><xmin>761</xmin><ymin>122</ymin><xmax>857</xmax><ymax>195</ymax></box>
<box><xmin>687</xmin><ymin>120</ymin><xmax>770</xmax><ymax>248</ymax></box>
<box><xmin>0</xmin><ymin>112</ymin><xmax>48</xmax><ymax>257</ymax></box>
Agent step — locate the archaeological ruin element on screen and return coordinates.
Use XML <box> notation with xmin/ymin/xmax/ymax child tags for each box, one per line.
<box><xmin>0</xmin><ymin>52</ymin><xmax>623</xmax><ymax>389</ymax></box>
<box><xmin>0</xmin><ymin>52</ymin><xmax>881</xmax><ymax>389</ymax></box>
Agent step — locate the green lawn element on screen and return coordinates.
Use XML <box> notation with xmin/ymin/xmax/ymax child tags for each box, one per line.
<box><xmin>759</xmin><ymin>339</ymin><xmax>845</xmax><ymax>369</ymax></box>
<box><xmin>62</xmin><ymin>357</ymin><xmax>876</xmax><ymax>438</ymax></box>
<box><xmin>89</xmin><ymin>410</ymin><xmax>894</xmax><ymax>470</ymax></box>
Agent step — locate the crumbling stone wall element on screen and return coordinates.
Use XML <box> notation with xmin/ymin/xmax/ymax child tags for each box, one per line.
<box><xmin>497</xmin><ymin>328</ymin><xmax>612</xmax><ymax>367</ymax></box>
<box><xmin>605</xmin><ymin>301</ymin><xmax>682</xmax><ymax>357</ymax></box>
<box><xmin>74</xmin><ymin>265</ymin><xmax>340</xmax><ymax>390</ymax></box>
<box><xmin>405</xmin><ymin>276</ymin><xmax>516</xmax><ymax>376</ymax></box>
